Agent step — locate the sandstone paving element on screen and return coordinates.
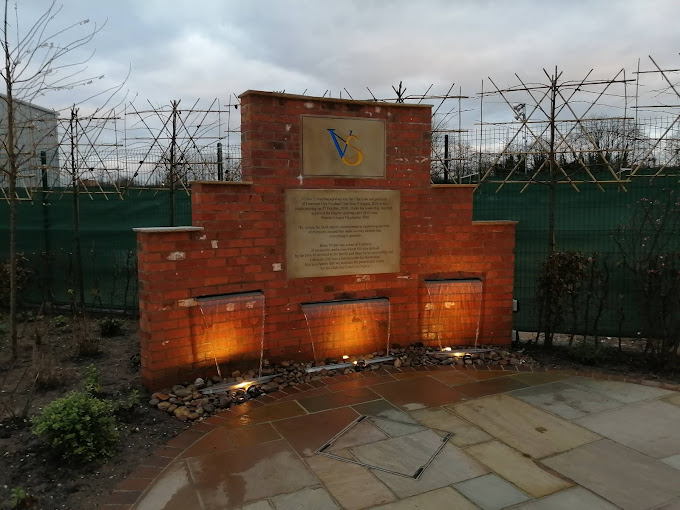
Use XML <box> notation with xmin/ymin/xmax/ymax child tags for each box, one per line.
<box><xmin>269</xmin><ymin>486</ymin><xmax>340</xmax><ymax>509</ymax></box>
<box><xmin>273</xmin><ymin>406</ymin><xmax>359</xmax><ymax>457</ymax></box>
<box><xmin>543</xmin><ymin>439</ymin><xmax>680</xmax><ymax>510</ymax></box>
<box><xmin>464</xmin><ymin>440</ymin><xmax>572</xmax><ymax>498</ymax></box>
<box><xmin>377</xmin><ymin>487</ymin><xmax>478</xmax><ymax>510</ymax></box>
<box><xmin>328</xmin><ymin>419</ymin><xmax>390</xmax><ymax>451</ymax></box>
<box><xmin>661</xmin><ymin>454</ymin><xmax>680</xmax><ymax>470</ymax></box>
<box><xmin>119</xmin><ymin>374</ymin><xmax>680</xmax><ymax>510</ymax></box>
<box><xmin>565</xmin><ymin>376</ymin><xmax>674</xmax><ymax>403</ymax></box>
<box><xmin>574</xmin><ymin>400</ymin><xmax>680</xmax><ymax>458</ymax></box>
<box><xmin>371</xmin><ymin>486</ymin><xmax>478</xmax><ymax>510</ymax></box>
<box><xmin>409</xmin><ymin>407</ymin><xmax>492</xmax><ymax>447</ymax></box>
<box><xmin>369</xmin><ymin>376</ymin><xmax>467</xmax><ymax>411</ymax></box>
<box><xmin>508</xmin><ymin>381</ymin><xmax>624</xmax><ymax>420</ymax></box>
<box><xmin>370</xmin><ymin>443</ymin><xmax>489</xmax><ymax>499</ymax></box>
<box><xmin>454</xmin><ymin>473</ymin><xmax>530</xmax><ymax>509</ymax></box>
<box><xmin>306</xmin><ymin>454</ymin><xmax>396</xmax><ymax>510</ymax></box>
<box><xmin>347</xmin><ymin>429</ymin><xmax>448</xmax><ymax>477</ymax></box>
<box><xmin>512</xmin><ymin>487</ymin><xmax>620</xmax><ymax>509</ymax></box>
<box><xmin>185</xmin><ymin>440</ymin><xmax>318</xmax><ymax>509</ymax></box>
<box><xmin>510</xmin><ymin>372</ymin><xmax>570</xmax><ymax>386</ymax></box>
<box><xmin>456</xmin><ymin>377</ymin><xmax>529</xmax><ymax>398</ymax></box>
<box><xmin>452</xmin><ymin>394</ymin><xmax>600</xmax><ymax>458</ymax></box>
<box><xmin>664</xmin><ymin>393</ymin><xmax>680</xmax><ymax>407</ymax></box>
<box><xmin>133</xmin><ymin>460</ymin><xmax>202</xmax><ymax>510</ymax></box>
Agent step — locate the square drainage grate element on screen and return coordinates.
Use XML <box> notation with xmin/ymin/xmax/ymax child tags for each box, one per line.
<box><xmin>316</xmin><ymin>415</ymin><xmax>452</xmax><ymax>479</ymax></box>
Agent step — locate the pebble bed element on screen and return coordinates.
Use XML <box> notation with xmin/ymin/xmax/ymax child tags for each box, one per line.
<box><xmin>148</xmin><ymin>344</ymin><xmax>538</xmax><ymax>422</ymax></box>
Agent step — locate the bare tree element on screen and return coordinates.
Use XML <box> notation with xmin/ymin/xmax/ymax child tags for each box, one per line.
<box><xmin>1</xmin><ymin>1</ymin><xmax>107</xmax><ymax>359</ymax></box>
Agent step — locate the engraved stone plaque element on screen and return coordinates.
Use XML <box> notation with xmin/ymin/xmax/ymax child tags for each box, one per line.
<box><xmin>302</xmin><ymin>116</ymin><xmax>385</xmax><ymax>177</ymax></box>
<box><xmin>286</xmin><ymin>189</ymin><xmax>400</xmax><ymax>279</ymax></box>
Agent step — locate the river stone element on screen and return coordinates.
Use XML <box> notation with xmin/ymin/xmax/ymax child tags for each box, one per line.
<box><xmin>203</xmin><ymin>403</ymin><xmax>215</xmax><ymax>413</ymax></box>
<box><xmin>152</xmin><ymin>392</ymin><xmax>170</xmax><ymax>401</ymax></box>
<box><xmin>148</xmin><ymin>399</ymin><xmax>160</xmax><ymax>407</ymax></box>
<box><xmin>174</xmin><ymin>406</ymin><xmax>191</xmax><ymax>418</ymax></box>
<box><xmin>262</xmin><ymin>382</ymin><xmax>279</xmax><ymax>393</ymax></box>
<box><xmin>393</xmin><ymin>358</ymin><xmax>403</xmax><ymax>368</ymax></box>
<box><xmin>194</xmin><ymin>378</ymin><xmax>205</xmax><ymax>388</ymax></box>
<box><xmin>157</xmin><ymin>401</ymin><xmax>171</xmax><ymax>411</ymax></box>
<box><xmin>167</xmin><ymin>404</ymin><xmax>178</xmax><ymax>413</ymax></box>
<box><xmin>174</xmin><ymin>388</ymin><xmax>191</xmax><ymax>398</ymax></box>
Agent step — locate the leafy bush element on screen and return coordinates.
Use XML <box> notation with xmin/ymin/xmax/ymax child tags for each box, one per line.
<box><xmin>99</xmin><ymin>317</ymin><xmax>123</xmax><ymax>337</ymax></box>
<box><xmin>32</xmin><ymin>391</ymin><xmax>119</xmax><ymax>462</ymax></box>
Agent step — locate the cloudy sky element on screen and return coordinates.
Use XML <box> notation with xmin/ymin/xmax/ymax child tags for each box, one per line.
<box><xmin>11</xmin><ymin>0</ymin><xmax>680</xmax><ymax>127</ymax></box>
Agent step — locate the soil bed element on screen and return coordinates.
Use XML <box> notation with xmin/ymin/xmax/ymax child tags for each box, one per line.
<box><xmin>0</xmin><ymin>314</ymin><xmax>187</xmax><ymax>510</ymax></box>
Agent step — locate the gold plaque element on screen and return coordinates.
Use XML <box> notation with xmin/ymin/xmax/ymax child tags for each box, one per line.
<box><xmin>286</xmin><ymin>189</ymin><xmax>400</xmax><ymax>279</ymax></box>
<box><xmin>302</xmin><ymin>116</ymin><xmax>385</xmax><ymax>177</ymax></box>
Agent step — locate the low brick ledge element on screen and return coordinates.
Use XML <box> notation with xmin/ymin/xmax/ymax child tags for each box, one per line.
<box><xmin>103</xmin><ymin>365</ymin><xmax>680</xmax><ymax>509</ymax></box>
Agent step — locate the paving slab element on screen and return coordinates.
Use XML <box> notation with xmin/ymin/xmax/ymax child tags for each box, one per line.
<box><xmin>348</xmin><ymin>429</ymin><xmax>446</xmax><ymax>477</ymax></box>
<box><xmin>511</xmin><ymin>373</ymin><xmax>570</xmax><ymax>386</ymax></box>
<box><xmin>454</xmin><ymin>473</ymin><xmax>530</xmax><ymax>509</ymax></box>
<box><xmin>664</xmin><ymin>393</ymin><xmax>680</xmax><ymax>407</ymax></box>
<box><xmin>410</xmin><ymin>407</ymin><xmax>492</xmax><ymax>447</ymax></box>
<box><xmin>456</xmin><ymin>377</ymin><xmax>529</xmax><ymax>398</ymax></box>
<box><xmin>372</xmin><ymin>486</ymin><xmax>478</xmax><ymax>510</ymax></box>
<box><xmin>452</xmin><ymin>394</ymin><xmax>600</xmax><ymax>458</ymax></box>
<box><xmin>509</xmin><ymin>381</ymin><xmax>624</xmax><ymax>420</ymax></box>
<box><xmin>543</xmin><ymin>439</ymin><xmax>680</xmax><ymax>510</ymax></box>
<box><xmin>133</xmin><ymin>460</ymin><xmax>201</xmax><ymax>510</ymax></box>
<box><xmin>656</xmin><ymin>499</ymin><xmax>680</xmax><ymax>510</ymax></box>
<box><xmin>464</xmin><ymin>440</ymin><xmax>572</xmax><ymax>498</ymax></box>
<box><xmin>328</xmin><ymin>419</ymin><xmax>389</xmax><ymax>451</ymax></box>
<box><xmin>512</xmin><ymin>486</ymin><xmax>619</xmax><ymax>509</ymax></box>
<box><xmin>273</xmin><ymin>407</ymin><xmax>359</xmax><ymax>457</ymax></box>
<box><xmin>241</xmin><ymin>502</ymin><xmax>274</xmax><ymax>510</ymax></box>
<box><xmin>370</xmin><ymin>443</ymin><xmax>489</xmax><ymax>499</ymax></box>
<box><xmin>221</xmin><ymin>400</ymin><xmax>307</xmax><ymax>428</ymax></box>
<box><xmin>306</xmin><ymin>454</ymin><xmax>395</xmax><ymax>510</ymax></box>
<box><xmin>269</xmin><ymin>486</ymin><xmax>339</xmax><ymax>509</ymax></box>
<box><xmin>662</xmin><ymin>454</ymin><xmax>680</xmax><ymax>470</ymax></box>
<box><xmin>370</xmin><ymin>376</ymin><xmax>467</xmax><ymax>411</ymax></box>
<box><xmin>297</xmin><ymin>386</ymin><xmax>380</xmax><ymax>413</ymax></box>
<box><xmin>575</xmin><ymin>400</ymin><xmax>680</xmax><ymax>458</ymax></box>
<box><xmin>185</xmin><ymin>440</ymin><xmax>318</xmax><ymax>509</ymax></box>
<box><xmin>565</xmin><ymin>376</ymin><xmax>674</xmax><ymax>403</ymax></box>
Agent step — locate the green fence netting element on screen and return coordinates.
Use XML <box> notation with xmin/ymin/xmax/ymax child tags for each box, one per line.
<box><xmin>1</xmin><ymin>178</ymin><xmax>678</xmax><ymax>336</ymax></box>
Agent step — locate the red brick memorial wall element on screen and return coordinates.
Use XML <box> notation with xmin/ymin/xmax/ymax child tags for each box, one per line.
<box><xmin>135</xmin><ymin>91</ymin><xmax>516</xmax><ymax>389</ymax></box>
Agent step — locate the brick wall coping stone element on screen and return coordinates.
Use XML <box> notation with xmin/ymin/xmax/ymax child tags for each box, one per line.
<box><xmin>132</xmin><ymin>226</ymin><xmax>205</xmax><ymax>233</ymax></box>
<box><xmin>103</xmin><ymin>364</ymin><xmax>680</xmax><ymax>509</ymax></box>
<box><xmin>239</xmin><ymin>89</ymin><xmax>433</xmax><ymax>109</ymax></box>
<box><xmin>189</xmin><ymin>180</ymin><xmax>254</xmax><ymax>186</ymax></box>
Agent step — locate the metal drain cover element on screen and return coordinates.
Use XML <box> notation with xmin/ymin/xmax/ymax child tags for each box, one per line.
<box><xmin>316</xmin><ymin>415</ymin><xmax>452</xmax><ymax>479</ymax></box>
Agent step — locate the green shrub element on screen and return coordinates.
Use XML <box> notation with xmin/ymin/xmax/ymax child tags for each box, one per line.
<box><xmin>83</xmin><ymin>364</ymin><xmax>100</xmax><ymax>395</ymax></box>
<box><xmin>99</xmin><ymin>317</ymin><xmax>123</xmax><ymax>337</ymax></box>
<box><xmin>54</xmin><ymin>315</ymin><xmax>68</xmax><ymax>329</ymax></box>
<box><xmin>32</xmin><ymin>391</ymin><xmax>119</xmax><ymax>462</ymax></box>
